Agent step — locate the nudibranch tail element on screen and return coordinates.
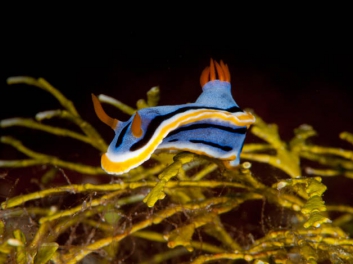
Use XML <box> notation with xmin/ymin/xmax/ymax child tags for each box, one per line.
<box><xmin>220</xmin><ymin>60</ymin><xmax>230</xmax><ymax>83</ymax></box>
<box><xmin>210</xmin><ymin>58</ymin><xmax>216</xmax><ymax>81</ymax></box>
<box><xmin>91</xmin><ymin>94</ymin><xmax>119</xmax><ymax>130</ymax></box>
<box><xmin>214</xmin><ymin>61</ymin><xmax>224</xmax><ymax>81</ymax></box>
<box><xmin>200</xmin><ymin>58</ymin><xmax>231</xmax><ymax>87</ymax></box>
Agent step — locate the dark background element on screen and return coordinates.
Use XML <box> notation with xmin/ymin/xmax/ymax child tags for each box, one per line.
<box><xmin>2</xmin><ymin>40</ymin><xmax>353</xmax><ymax>142</ymax></box>
<box><xmin>1</xmin><ymin>12</ymin><xmax>353</xmax><ymax>263</ymax></box>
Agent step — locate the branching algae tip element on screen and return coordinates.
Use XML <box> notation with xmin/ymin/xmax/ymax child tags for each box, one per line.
<box><xmin>92</xmin><ymin>59</ymin><xmax>255</xmax><ymax>175</ymax></box>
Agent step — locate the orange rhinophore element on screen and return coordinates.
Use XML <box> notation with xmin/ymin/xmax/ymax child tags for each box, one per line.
<box><xmin>91</xmin><ymin>94</ymin><xmax>118</xmax><ymax>130</ymax></box>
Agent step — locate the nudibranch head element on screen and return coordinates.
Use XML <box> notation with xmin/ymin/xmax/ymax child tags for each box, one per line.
<box><xmin>93</xmin><ymin>59</ymin><xmax>255</xmax><ymax>175</ymax></box>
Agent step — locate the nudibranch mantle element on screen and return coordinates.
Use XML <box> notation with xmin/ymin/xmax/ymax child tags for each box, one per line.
<box><xmin>93</xmin><ymin>59</ymin><xmax>255</xmax><ymax>175</ymax></box>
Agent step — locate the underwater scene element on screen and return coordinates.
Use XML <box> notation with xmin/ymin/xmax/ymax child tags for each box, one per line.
<box><xmin>1</xmin><ymin>50</ymin><xmax>353</xmax><ymax>263</ymax></box>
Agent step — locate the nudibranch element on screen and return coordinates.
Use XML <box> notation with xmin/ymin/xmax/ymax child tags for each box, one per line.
<box><xmin>92</xmin><ymin>59</ymin><xmax>255</xmax><ymax>175</ymax></box>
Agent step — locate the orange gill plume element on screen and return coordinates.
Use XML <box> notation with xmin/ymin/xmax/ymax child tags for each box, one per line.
<box><xmin>91</xmin><ymin>94</ymin><xmax>119</xmax><ymax>130</ymax></box>
<box><xmin>200</xmin><ymin>59</ymin><xmax>231</xmax><ymax>87</ymax></box>
<box><xmin>131</xmin><ymin>112</ymin><xmax>143</xmax><ymax>137</ymax></box>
